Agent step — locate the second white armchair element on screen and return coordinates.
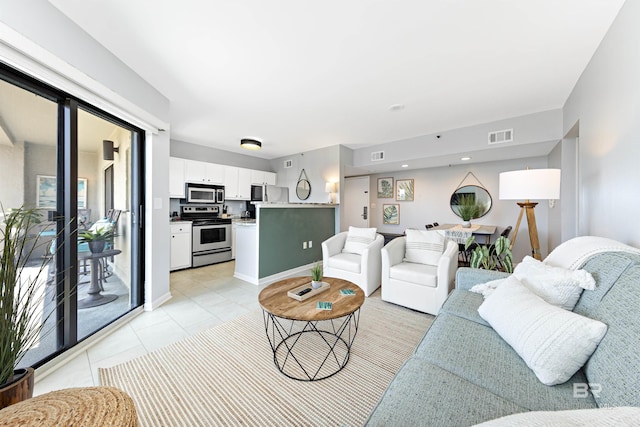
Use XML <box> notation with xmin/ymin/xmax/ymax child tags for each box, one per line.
<box><xmin>322</xmin><ymin>227</ymin><xmax>384</xmax><ymax>296</ymax></box>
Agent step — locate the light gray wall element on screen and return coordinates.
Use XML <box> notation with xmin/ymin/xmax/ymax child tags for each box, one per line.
<box><xmin>367</xmin><ymin>156</ymin><xmax>553</xmax><ymax>262</ymax></box>
<box><xmin>171</xmin><ymin>139</ymin><xmax>273</xmax><ymax>171</ymax></box>
<box><xmin>563</xmin><ymin>0</ymin><xmax>640</xmax><ymax>247</ymax></box>
<box><xmin>0</xmin><ymin>141</ymin><xmax>24</xmax><ymax>208</ymax></box>
<box><xmin>269</xmin><ymin>145</ymin><xmax>341</xmax><ymax>204</ymax></box>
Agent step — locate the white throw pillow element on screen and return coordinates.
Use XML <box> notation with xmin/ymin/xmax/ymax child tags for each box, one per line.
<box><xmin>403</xmin><ymin>229</ymin><xmax>446</xmax><ymax>266</ymax></box>
<box><xmin>513</xmin><ymin>256</ymin><xmax>596</xmax><ymax>310</ymax></box>
<box><xmin>473</xmin><ymin>407</ymin><xmax>640</xmax><ymax>427</ymax></box>
<box><xmin>341</xmin><ymin>226</ymin><xmax>377</xmax><ymax>255</ymax></box>
<box><xmin>469</xmin><ymin>278</ymin><xmax>506</xmax><ymax>298</ymax></box>
<box><xmin>478</xmin><ymin>276</ymin><xmax>607</xmax><ymax>386</ymax></box>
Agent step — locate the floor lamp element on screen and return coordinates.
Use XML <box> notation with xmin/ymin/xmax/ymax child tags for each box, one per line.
<box><xmin>499</xmin><ymin>169</ymin><xmax>561</xmax><ymax>260</ymax></box>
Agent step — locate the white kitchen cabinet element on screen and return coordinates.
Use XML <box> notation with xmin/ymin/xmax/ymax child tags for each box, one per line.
<box><xmin>250</xmin><ymin>170</ymin><xmax>277</xmax><ymax>185</ymax></box>
<box><xmin>225</xmin><ymin>166</ymin><xmax>252</xmax><ymax>200</ymax></box>
<box><xmin>170</xmin><ymin>222</ymin><xmax>192</xmax><ymax>271</ymax></box>
<box><xmin>264</xmin><ymin>171</ymin><xmax>276</xmax><ymax>185</ymax></box>
<box><xmin>169</xmin><ymin>157</ymin><xmax>186</xmax><ymax>198</ymax></box>
<box><xmin>185</xmin><ymin>159</ymin><xmax>224</xmax><ymax>184</ymax></box>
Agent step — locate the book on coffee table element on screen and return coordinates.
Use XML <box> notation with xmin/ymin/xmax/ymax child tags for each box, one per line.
<box><xmin>340</xmin><ymin>289</ymin><xmax>356</xmax><ymax>296</ymax></box>
<box><xmin>316</xmin><ymin>301</ymin><xmax>333</xmax><ymax>310</ymax></box>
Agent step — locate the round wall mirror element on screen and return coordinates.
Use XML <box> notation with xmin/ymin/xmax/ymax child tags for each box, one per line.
<box><xmin>296</xmin><ymin>179</ymin><xmax>311</xmax><ymax>200</ymax></box>
<box><xmin>450</xmin><ymin>185</ymin><xmax>492</xmax><ymax>219</ymax></box>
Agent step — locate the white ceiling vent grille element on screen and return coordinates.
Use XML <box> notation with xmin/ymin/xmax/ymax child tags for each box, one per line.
<box><xmin>488</xmin><ymin>129</ymin><xmax>513</xmax><ymax>145</ymax></box>
<box><xmin>284</xmin><ymin>159</ymin><xmax>293</xmax><ymax>168</ymax></box>
<box><xmin>371</xmin><ymin>151</ymin><xmax>385</xmax><ymax>161</ymax></box>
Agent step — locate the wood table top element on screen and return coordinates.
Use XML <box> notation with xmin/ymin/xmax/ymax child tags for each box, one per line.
<box><xmin>258</xmin><ymin>276</ymin><xmax>365</xmax><ymax>321</ymax></box>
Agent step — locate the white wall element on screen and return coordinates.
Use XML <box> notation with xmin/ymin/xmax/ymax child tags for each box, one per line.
<box><xmin>0</xmin><ymin>141</ymin><xmax>24</xmax><ymax>208</ymax></box>
<box><xmin>563</xmin><ymin>1</ymin><xmax>640</xmax><ymax>247</ymax></box>
<box><xmin>367</xmin><ymin>156</ymin><xmax>553</xmax><ymax>262</ymax></box>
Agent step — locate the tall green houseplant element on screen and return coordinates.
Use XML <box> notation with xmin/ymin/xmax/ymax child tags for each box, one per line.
<box><xmin>0</xmin><ymin>206</ymin><xmax>59</xmax><ymax>389</ymax></box>
<box><xmin>455</xmin><ymin>194</ymin><xmax>480</xmax><ymax>222</ymax></box>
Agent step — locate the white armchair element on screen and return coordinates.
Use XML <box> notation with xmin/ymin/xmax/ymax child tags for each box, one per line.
<box><xmin>322</xmin><ymin>230</ymin><xmax>384</xmax><ymax>297</ymax></box>
<box><xmin>381</xmin><ymin>235</ymin><xmax>458</xmax><ymax>315</ymax></box>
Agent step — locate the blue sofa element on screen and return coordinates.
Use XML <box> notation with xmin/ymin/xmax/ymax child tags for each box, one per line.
<box><xmin>366</xmin><ymin>239</ymin><xmax>640</xmax><ymax>426</ymax></box>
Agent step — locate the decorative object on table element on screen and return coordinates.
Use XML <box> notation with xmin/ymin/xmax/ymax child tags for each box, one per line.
<box><xmin>36</xmin><ymin>175</ymin><xmax>88</xmax><ymax>209</ymax></box>
<box><xmin>296</xmin><ymin>169</ymin><xmax>311</xmax><ymax>200</ymax></box>
<box><xmin>340</xmin><ymin>289</ymin><xmax>356</xmax><ymax>296</ymax></box>
<box><xmin>78</xmin><ymin>225</ymin><xmax>115</xmax><ymax>254</ymax></box>
<box><xmin>287</xmin><ymin>281</ymin><xmax>331</xmax><ymax>301</ymax></box>
<box><xmin>310</xmin><ymin>262</ymin><xmax>323</xmax><ymax>289</ymax></box>
<box><xmin>0</xmin><ymin>206</ymin><xmax>61</xmax><ymax>408</ymax></box>
<box><xmin>395</xmin><ymin>179</ymin><xmax>414</xmax><ymax>201</ymax></box>
<box><xmin>382</xmin><ymin>204</ymin><xmax>400</xmax><ymax>225</ymax></box>
<box><xmin>377</xmin><ymin>177</ymin><xmax>394</xmax><ymax>198</ymax></box>
<box><xmin>465</xmin><ymin>235</ymin><xmax>513</xmax><ymax>273</ymax></box>
<box><xmin>325</xmin><ymin>182</ymin><xmax>337</xmax><ymax>204</ymax></box>
<box><xmin>450</xmin><ymin>171</ymin><xmax>492</xmax><ymax>221</ymax></box>
<box><xmin>316</xmin><ymin>301</ymin><xmax>333</xmax><ymax>311</ymax></box>
<box><xmin>499</xmin><ymin>168</ymin><xmax>561</xmax><ymax>260</ymax></box>
<box><xmin>453</xmin><ymin>193</ymin><xmax>480</xmax><ymax>228</ymax></box>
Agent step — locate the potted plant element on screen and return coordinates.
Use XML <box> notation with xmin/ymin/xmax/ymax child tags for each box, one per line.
<box><xmin>1</xmin><ymin>206</ymin><xmax>60</xmax><ymax>408</ymax></box>
<box><xmin>78</xmin><ymin>226</ymin><xmax>115</xmax><ymax>253</ymax></box>
<box><xmin>310</xmin><ymin>262</ymin><xmax>323</xmax><ymax>289</ymax></box>
<box><xmin>464</xmin><ymin>235</ymin><xmax>514</xmax><ymax>273</ymax></box>
<box><xmin>455</xmin><ymin>194</ymin><xmax>480</xmax><ymax>228</ymax></box>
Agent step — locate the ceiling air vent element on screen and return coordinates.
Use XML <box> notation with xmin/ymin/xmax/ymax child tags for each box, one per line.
<box><xmin>371</xmin><ymin>151</ymin><xmax>385</xmax><ymax>161</ymax></box>
<box><xmin>284</xmin><ymin>159</ymin><xmax>293</xmax><ymax>168</ymax></box>
<box><xmin>488</xmin><ymin>129</ymin><xmax>513</xmax><ymax>145</ymax></box>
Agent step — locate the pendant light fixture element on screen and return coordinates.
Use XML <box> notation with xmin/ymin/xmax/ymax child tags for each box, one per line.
<box><xmin>240</xmin><ymin>138</ymin><xmax>262</xmax><ymax>150</ymax></box>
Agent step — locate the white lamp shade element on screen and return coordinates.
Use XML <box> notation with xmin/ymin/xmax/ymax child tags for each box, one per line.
<box><xmin>325</xmin><ymin>182</ymin><xmax>336</xmax><ymax>193</ymax></box>
<box><xmin>499</xmin><ymin>169</ymin><xmax>561</xmax><ymax>200</ymax></box>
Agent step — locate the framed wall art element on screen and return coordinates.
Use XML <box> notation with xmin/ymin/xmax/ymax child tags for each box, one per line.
<box><xmin>377</xmin><ymin>177</ymin><xmax>394</xmax><ymax>198</ymax></box>
<box><xmin>37</xmin><ymin>175</ymin><xmax>88</xmax><ymax>208</ymax></box>
<box><xmin>396</xmin><ymin>179</ymin><xmax>414</xmax><ymax>201</ymax></box>
<box><xmin>382</xmin><ymin>204</ymin><xmax>400</xmax><ymax>225</ymax></box>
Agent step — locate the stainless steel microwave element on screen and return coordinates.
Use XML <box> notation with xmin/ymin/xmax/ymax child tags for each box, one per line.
<box><xmin>186</xmin><ymin>183</ymin><xmax>224</xmax><ymax>204</ymax></box>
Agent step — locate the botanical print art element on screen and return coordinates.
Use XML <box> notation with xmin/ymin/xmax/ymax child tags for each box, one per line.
<box><xmin>396</xmin><ymin>179</ymin><xmax>414</xmax><ymax>201</ymax></box>
<box><xmin>383</xmin><ymin>204</ymin><xmax>400</xmax><ymax>225</ymax></box>
<box><xmin>377</xmin><ymin>177</ymin><xmax>394</xmax><ymax>198</ymax></box>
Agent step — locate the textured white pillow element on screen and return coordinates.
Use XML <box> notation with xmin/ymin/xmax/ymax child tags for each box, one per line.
<box><xmin>478</xmin><ymin>276</ymin><xmax>607</xmax><ymax>386</ymax></box>
<box><xmin>473</xmin><ymin>407</ymin><xmax>640</xmax><ymax>427</ymax></box>
<box><xmin>469</xmin><ymin>278</ymin><xmax>506</xmax><ymax>298</ymax></box>
<box><xmin>403</xmin><ymin>229</ymin><xmax>445</xmax><ymax>266</ymax></box>
<box><xmin>341</xmin><ymin>226</ymin><xmax>377</xmax><ymax>255</ymax></box>
<box><xmin>513</xmin><ymin>256</ymin><xmax>596</xmax><ymax>310</ymax></box>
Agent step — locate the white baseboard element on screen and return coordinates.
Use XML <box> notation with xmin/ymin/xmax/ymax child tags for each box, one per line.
<box><xmin>234</xmin><ymin>272</ymin><xmax>258</xmax><ymax>285</ymax></box>
<box><xmin>144</xmin><ymin>291</ymin><xmax>172</xmax><ymax>311</ymax></box>
<box><xmin>258</xmin><ymin>263</ymin><xmax>315</xmax><ymax>286</ymax></box>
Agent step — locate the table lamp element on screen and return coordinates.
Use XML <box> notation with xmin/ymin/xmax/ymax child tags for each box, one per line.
<box><xmin>325</xmin><ymin>182</ymin><xmax>337</xmax><ymax>204</ymax></box>
<box><xmin>499</xmin><ymin>168</ymin><xmax>561</xmax><ymax>260</ymax></box>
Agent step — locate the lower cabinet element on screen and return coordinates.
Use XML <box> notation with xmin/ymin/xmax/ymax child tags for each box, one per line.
<box><xmin>170</xmin><ymin>222</ymin><xmax>192</xmax><ymax>271</ymax></box>
<box><xmin>231</xmin><ymin>223</ymin><xmax>237</xmax><ymax>259</ymax></box>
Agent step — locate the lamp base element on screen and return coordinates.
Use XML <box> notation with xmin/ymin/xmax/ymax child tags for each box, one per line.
<box><xmin>510</xmin><ymin>201</ymin><xmax>542</xmax><ymax>261</ymax></box>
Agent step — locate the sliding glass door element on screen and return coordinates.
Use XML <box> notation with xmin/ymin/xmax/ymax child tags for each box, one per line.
<box><xmin>0</xmin><ymin>62</ymin><xmax>144</xmax><ymax>368</ymax></box>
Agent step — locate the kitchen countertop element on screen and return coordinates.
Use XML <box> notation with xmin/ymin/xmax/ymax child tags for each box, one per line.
<box><xmin>170</xmin><ymin>219</ymin><xmax>192</xmax><ymax>224</ymax></box>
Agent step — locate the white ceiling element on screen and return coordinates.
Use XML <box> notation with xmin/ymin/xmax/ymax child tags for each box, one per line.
<box><xmin>49</xmin><ymin>0</ymin><xmax>625</xmax><ymax>160</ymax></box>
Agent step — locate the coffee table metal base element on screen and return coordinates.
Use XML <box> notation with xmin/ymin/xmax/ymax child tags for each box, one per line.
<box><xmin>262</xmin><ymin>309</ymin><xmax>360</xmax><ymax>381</ymax></box>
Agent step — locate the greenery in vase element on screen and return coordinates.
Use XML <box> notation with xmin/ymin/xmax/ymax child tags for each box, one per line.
<box><xmin>0</xmin><ymin>206</ymin><xmax>60</xmax><ymax>386</ymax></box>
<box><xmin>455</xmin><ymin>194</ymin><xmax>480</xmax><ymax>221</ymax></box>
<box><xmin>465</xmin><ymin>235</ymin><xmax>513</xmax><ymax>273</ymax></box>
<box><xmin>78</xmin><ymin>226</ymin><xmax>115</xmax><ymax>243</ymax></box>
<box><xmin>311</xmin><ymin>262</ymin><xmax>323</xmax><ymax>282</ymax></box>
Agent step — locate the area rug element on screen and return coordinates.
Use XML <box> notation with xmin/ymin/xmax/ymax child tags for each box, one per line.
<box><xmin>99</xmin><ymin>294</ymin><xmax>432</xmax><ymax>427</ymax></box>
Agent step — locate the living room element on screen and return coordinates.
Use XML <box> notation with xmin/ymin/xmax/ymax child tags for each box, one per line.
<box><xmin>1</xmin><ymin>0</ymin><xmax>639</xmax><ymax>425</ymax></box>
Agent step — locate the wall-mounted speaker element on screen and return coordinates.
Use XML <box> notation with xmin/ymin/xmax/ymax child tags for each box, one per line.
<box><xmin>103</xmin><ymin>140</ymin><xmax>119</xmax><ymax>160</ymax></box>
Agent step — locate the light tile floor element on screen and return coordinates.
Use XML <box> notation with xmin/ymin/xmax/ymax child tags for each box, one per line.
<box><xmin>34</xmin><ymin>261</ymin><xmax>263</xmax><ymax>396</ymax></box>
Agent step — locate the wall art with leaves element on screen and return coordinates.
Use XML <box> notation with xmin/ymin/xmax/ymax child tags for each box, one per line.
<box><xmin>396</xmin><ymin>179</ymin><xmax>414</xmax><ymax>201</ymax></box>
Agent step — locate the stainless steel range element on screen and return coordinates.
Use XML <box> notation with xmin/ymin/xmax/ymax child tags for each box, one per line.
<box><xmin>181</xmin><ymin>206</ymin><xmax>232</xmax><ymax>267</ymax></box>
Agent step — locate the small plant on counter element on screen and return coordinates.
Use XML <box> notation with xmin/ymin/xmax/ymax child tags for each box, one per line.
<box><xmin>465</xmin><ymin>235</ymin><xmax>513</xmax><ymax>273</ymax></box>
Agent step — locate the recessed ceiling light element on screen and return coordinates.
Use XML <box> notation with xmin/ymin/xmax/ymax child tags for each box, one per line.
<box><xmin>389</xmin><ymin>104</ymin><xmax>405</xmax><ymax>112</ymax></box>
<box><xmin>401</xmin><ymin>164</ymin><xmax>408</xmax><ymax>168</ymax></box>
<box><xmin>461</xmin><ymin>157</ymin><xmax>471</xmax><ymax>161</ymax></box>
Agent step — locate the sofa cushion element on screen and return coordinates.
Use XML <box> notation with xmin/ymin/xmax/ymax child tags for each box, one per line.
<box><xmin>365</xmin><ymin>359</ymin><xmax>528</xmax><ymax>427</ymax></box>
<box><xmin>473</xmin><ymin>407</ymin><xmax>640</xmax><ymax>427</ymax></box>
<box><xmin>440</xmin><ymin>289</ymin><xmax>489</xmax><ymax>326</ymax></box>
<box><xmin>326</xmin><ymin>252</ymin><xmax>361</xmax><ymax>273</ymax></box>
<box><xmin>403</xmin><ymin>229</ymin><xmax>445</xmax><ymax>266</ymax></box>
<box><xmin>414</xmin><ymin>312</ymin><xmax>597</xmax><ymax>411</ymax></box>
<box><xmin>342</xmin><ymin>226</ymin><xmax>376</xmax><ymax>255</ymax></box>
<box><xmin>389</xmin><ymin>262</ymin><xmax>437</xmax><ymax>287</ymax></box>
<box><xmin>478</xmin><ymin>277</ymin><xmax>608</xmax><ymax>386</ymax></box>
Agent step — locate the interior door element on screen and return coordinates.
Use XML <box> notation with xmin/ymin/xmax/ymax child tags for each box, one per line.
<box><xmin>343</xmin><ymin>177</ymin><xmax>370</xmax><ymax>231</ymax></box>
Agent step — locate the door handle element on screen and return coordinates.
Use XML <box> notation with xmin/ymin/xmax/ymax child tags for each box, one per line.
<box><xmin>361</xmin><ymin>206</ymin><xmax>368</xmax><ymax>220</ymax></box>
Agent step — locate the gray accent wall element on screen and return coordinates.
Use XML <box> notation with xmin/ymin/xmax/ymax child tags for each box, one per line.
<box><xmin>259</xmin><ymin>207</ymin><xmax>335</xmax><ymax>278</ymax></box>
<box><xmin>563</xmin><ymin>0</ymin><xmax>640</xmax><ymax>247</ymax></box>
<box><xmin>171</xmin><ymin>139</ymin><xmax>273</xmax><ymax>171</ymax></box>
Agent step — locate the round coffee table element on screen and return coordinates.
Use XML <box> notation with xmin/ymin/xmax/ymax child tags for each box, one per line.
<box><xmin>258</xmin><ymin>276</ymin><xmax>365</xmax><ymax>381</ymax></box>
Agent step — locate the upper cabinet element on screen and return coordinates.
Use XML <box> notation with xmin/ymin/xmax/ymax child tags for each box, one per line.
<box><xmin>184</xmin><ymin>160</ymin><xmax>224</xmax><ymax>184</ymax></box>
<box><xmin>251</xmin><ymin>170</ymin><xmax>277</xmax><ymax>185</ymax></box>
<box><xmin>169</xmin><ymin>157</ymin><xmax>186</xmax><ymax>198</ymax></box>
<box><xmin>169</xmin><ymin>157</ymin><xmax>276</xmax><ymax>200</ymax></box>
<box><xmin>225</xmin><ymin>166</ymin><xmax>251</xmax><ymax>200</ymax></box>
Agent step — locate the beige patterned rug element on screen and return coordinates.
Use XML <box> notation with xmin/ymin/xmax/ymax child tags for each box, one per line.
<box><xmin>99</xmin><ymin>294</ymin><xmax>432</xmax><ymax>427</ymax></box>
